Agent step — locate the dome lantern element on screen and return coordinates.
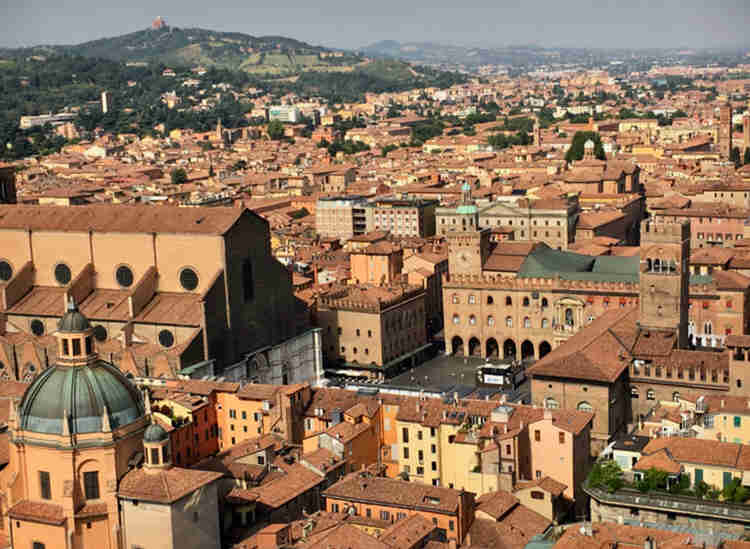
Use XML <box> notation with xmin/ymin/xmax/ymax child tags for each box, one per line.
<box><xmin>143</xmin><ymin>422</ymin><xmax>172</xmax><ymax>471</ymax></box>
<box><xmin>57</xmin><ymin>297</ymin><xmax>96</xmax><ymax>366</ymax></box>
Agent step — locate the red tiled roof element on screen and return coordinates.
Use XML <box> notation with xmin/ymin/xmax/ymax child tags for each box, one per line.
<box><xmin>9</xmin><ymin>500</ymin><xmax>65</xmax><ymax>525</ymax></box>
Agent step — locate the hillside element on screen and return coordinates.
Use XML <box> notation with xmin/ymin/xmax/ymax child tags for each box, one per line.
<box><xmin>361</xmin><ymin>40</ymin><xmax>557</xmax><ymax>69</ymax></box>
<box><xmin>3</xmin><ymin>24</ymin><xmax>362</xmax><ymax>74</ymax></box>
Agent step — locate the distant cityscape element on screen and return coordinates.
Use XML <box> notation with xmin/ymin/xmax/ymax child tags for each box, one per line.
<box><xmin>1</xmin><ymin>13</ymin><xmax>750</xmax><ymax>549</ymax></box>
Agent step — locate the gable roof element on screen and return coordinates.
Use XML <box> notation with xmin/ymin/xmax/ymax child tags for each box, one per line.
<box><xmin>0</xmin><ymin>204</ymin><xmax>249</xmax><ymax>235</ymax></box>
<box><xmin>528</xmin><ymin>308</ymin><xmax>636</xmax><ymax>383</ymax></box>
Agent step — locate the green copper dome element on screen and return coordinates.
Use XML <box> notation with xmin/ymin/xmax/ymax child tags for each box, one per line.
<box><xmin>58</xmin><ymin>299</ymin><xmax>91</xmax><ymax>333</ymax></box>
<box><xmin>143</xmin><ymin>423</ymin><xmax>168</xmax><ymax>443</ymax></box>
<box><xmin>18</xmin><ymin>361</ymin><xmax>145</xmax><ymax>436</ymax></box>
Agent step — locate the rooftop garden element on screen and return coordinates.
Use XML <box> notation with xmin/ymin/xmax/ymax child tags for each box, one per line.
<box><xmin>587</xmin><ymin>460</ymin><xmax>750</xmax><ymax>504</ymax></box>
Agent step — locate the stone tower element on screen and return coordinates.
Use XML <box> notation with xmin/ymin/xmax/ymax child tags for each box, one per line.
<box><xmin>743</xmin><ymin>112</ymin><xmax>750</xmax><ymax>157</ymax></box>
<box><xmin>638</xmin><ymin>220</ymin><xmax>690</xmax><ymax>348</ymax></box>
<box><xmin>447</xmin><ymin>227</ymin><xmax>491</xmax><ymax>277</ymax></box>
<box><xmin>719</xmin><ymin>102</ymin><xmax>733</xmax><ymax>160</ymax></box>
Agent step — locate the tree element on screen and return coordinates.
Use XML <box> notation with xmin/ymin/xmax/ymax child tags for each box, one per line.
<box><xmin>588</xmin><ymin>460</ymin><xmax>624</xmax><ymax>493</ymax></box>
<box><xmin>170</xmin><ymin>168</ymin><xmax>187</xmax><ymax>185</ymax></box>
<box><xmin>267</xmin><ymin>120</ymin><xmax>285</xmax><ymax>141</ymax></box>
<box><xmin>381</xmin><ymin>144</ymin><xmax>398</xmax><ymax>157</ymax></box>
<box><xmin>565</xmin><ymin>131</ymin><xmax>606</xmax><ymax>163</ymax></box>
<box><xmin>722</xmin><ymin>477</ymin><xmax>749</xmax><ymax>503</ymax></box>
<box><xmin>731</xmin><ymin>146</ymin><xmax>741</xmax><ymax>167</ymax></box>
<box><xmin>636</xmin><ymin>468</ymin><xmax>669</xmax><ymax>493</ymax></box>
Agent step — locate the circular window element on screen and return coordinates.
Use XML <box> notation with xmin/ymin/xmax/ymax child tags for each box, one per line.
<box><xmin>179</xmin><ymin>268</ymin><xmax>199</xmax><ymax>291</ymax></box>
<box><xmin>0</xmin><ymin>260</ymin><xmax>12</xmax><ymax>281</ymax></box>
<box><xmin>54</xmin><ymin>263</ymin><xmax>72</xmax><ymax>285</ymax></box>
<box><xmin>93</xmin><ymin>325</ymin><xmax>108</xmax><ymax>342</ymax></box>
<box><xmin>116</xmin><ymin>265</ymin><xmax>134</xmax><ymax>288</ymax></box>
<box><xmin>30</xmin><ymin>319</ymin><xmax>45</xmax><ymax>336</ymax></box>
<box><xmin>158</xmin><ymin>330</ymin><xmax>175</xmax><ymax>348</ymax></box>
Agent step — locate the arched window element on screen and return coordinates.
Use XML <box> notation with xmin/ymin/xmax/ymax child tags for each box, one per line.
<box><xmin>452</xmin><ymin>294</ymin><xmax>459</xmax><ymax>304</ymax></box>
<box><xmin>523</xmin><ymin>317</ymin><xmax>531</xmax><ymax>329</ymax></box>
<box><xmin>565</xmin><ymin>308</ymin><xmax>574</xmax><ymax>326</ymax></box>
<box><xmin>541</xmin><ymin>318</ymin><xmax>549</xmax><ymax>329</ymax></box>
<box><xmin>646</xmin><ymin>258</ymin><xmax>652</xmax><ymax>271</ymax></box>
<box><xmin>704</xmin><ymin>321</ymin><xmax>712</xmax><ymax>335</ymax></box>
<box><xmin>469</xmin><ymin>315</ymin><xmax>477</xmax><ymax>326</ymax></box>
<box><xmin>452</xmin><ymin>314</ymin><xmax>460</xmax><ymax>325</ymax></box>
<box><xmin>672</xmin><ymin>391</ymin><xmax>680</xmax><ymax>402</ymax></box>
<box><xmin>544</xmin><ymin>398</ymin><xmax>559</xmax><ymax>409</ymax></box>
<box><xmin>523</xmin><ymin>297</ymin><xmax>530</xmax><ymax>307</ymax></box>
<box><xmin>541</xmin><ymin>298</ymin><xmax>548</xmax><ymax>308</ymax></box>
<box><xmin>631</xmin><ymin>387</ymin><xmax>639</xmax><ymax>398</ymax></box>
<box><xmin>468</xmin><ymin>295</ymin><xmax>476</xmax><ymax>304</ymax></box>
<box><xmin>653</xmin><ymin>258</ymin><xmax>661</xmax><ymax>272</ymax></box>
<box><xmin>646</xmin><ymin>389</ymin><xmax>655</xmax><ymax>400</ymax></box>
<box><xmin>505</xmin><ymin>296</ymin><xmax>512</xmax><ymax>306</ymax></box>
<box><xmin>577</xmin><ymin>402</ymin><xmax>593</xmax><ymax>413</ymax></box>
<box><xmin>487</xmin><ymin>295</ymin><xmax>494</xmax><ymax>305</ymax></box>
<box><xmin>487</xmin><ymin>316</ymin><xmax>495</xmax><ymax>327</ymax></box>
<box><xmin>505</xmin><ymin>316</ymin><xmax>513</xmax><ymax>328</ymax></box>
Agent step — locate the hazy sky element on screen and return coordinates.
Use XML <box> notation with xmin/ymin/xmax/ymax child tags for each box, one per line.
<box><xmin>2</xmin><ymin>0</ymin><xmax>748</xmax><ymax>50</ymax></box>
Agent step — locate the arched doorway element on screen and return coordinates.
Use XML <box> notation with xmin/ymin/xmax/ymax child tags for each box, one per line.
<box><xmin>521</xmin><ymin>340</ymin><xmax>534</xmax><ymax>360</ymax></box>
<box><xmin>486</xmin><ymin>338</ymin><xmax>499</xmax><ymax>359</ymax></box>
<box><xmin>539</xmin><ymin>341</ymin><xmax>552</xmax><ymax>358</ymax></box>
<box><xmin>451</xmin><ymin>336</ymin><xmax>464</xmax><ymax>356</ymax></box>
<box><xmin>503</xmin><ymin>339</ymin><xmax>516</xmax><ymax>359</ymax></box>
<box><xmin>468</xmin><ymin>337</ymin><xmax>481</xmax><ymax>357</ymax></box>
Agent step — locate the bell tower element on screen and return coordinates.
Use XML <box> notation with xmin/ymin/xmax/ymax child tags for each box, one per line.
<box><xmin>638</xmin><ymin>220</ymin><xmax>690</xmax><ymax>348</ymax></box>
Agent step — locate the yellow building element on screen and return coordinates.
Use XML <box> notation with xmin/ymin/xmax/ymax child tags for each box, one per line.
<box><xmin>393</xmin><ymin>399</ymin><xmax>592</xmax><ymax>512</ymax></box>
<box><xmin>632</xmin><ymin>437</ymin><xmax>750</xmax><ymax>490</ymax></box>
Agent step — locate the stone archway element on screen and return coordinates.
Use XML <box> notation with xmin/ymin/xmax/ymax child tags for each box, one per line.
<box><xmin>468</xmin><ymin>337</ymin><xmax>481</xmax><ymax>357</ymax></box>
<box><xmin>521</xmin><ymin>340</ymin><xmax>534</xmax><ymax>360</ymax></box>
<box><xmin>539</xmin><ymin>341</ymin><xmax>552</xmax><ymax>358</ymax></box>
<box><xmin>503</xmin><ymin>339</ymin><xmax>516</xmax><ymax>359</ymax></box>
<box><xmin>486</xmin><ymin>338</ymin><xmax>499</xmax><ymax>359</ymax></box>
<box><xmin>451</xmin><ymin>336</ymin><xmax>464</xmax><ymax>356</ymax></box>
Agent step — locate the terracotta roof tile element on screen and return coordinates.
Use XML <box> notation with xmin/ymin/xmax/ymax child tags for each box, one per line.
<box><xmin>0</xmin><ymin>204</ymin><xmax>247</xmax><ymax>235</ymax></box>
<box><xmin>9</xmin><ymin>500</ymin><xmax>65</xmax><ymax>525</ymax></box>
<box><xmin>118</xmin><ymin>466</ymin><xmax>222</xmax><ymax>504</ymax></box>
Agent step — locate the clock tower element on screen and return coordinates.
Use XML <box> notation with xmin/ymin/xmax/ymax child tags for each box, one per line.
<box><xmin>448</xmin><ymin>227</ymin><xmax>491</xmax><ymax>276</ymax></box>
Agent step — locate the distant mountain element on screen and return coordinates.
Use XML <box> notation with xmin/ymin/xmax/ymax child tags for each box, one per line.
<box><xmin>2</xmin><ymin>23</ymin><xmax>363</xmax><ymax>74</ymax></box>
<box><xmin>360</xmin><ymin>40</ymin><xmax>554</xmax><ymax>68</ymax></box>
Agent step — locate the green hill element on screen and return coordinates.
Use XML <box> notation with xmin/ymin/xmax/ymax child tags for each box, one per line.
<box><xmin>3</xmin><ymin>25</ymin><xmax>362</xmax><ymax>74</ymax></box>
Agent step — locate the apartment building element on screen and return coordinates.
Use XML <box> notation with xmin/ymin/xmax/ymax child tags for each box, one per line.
<box><xmin>372</xmin><ymin>197</ymin><xmax>438</xmax><ymax>238</ymax></box>
<box><xmin>392</xmin><ymin>399</ymin><xmax>592</xmax><ymax>514</ymax></box>
<box><xmin>323</xmin><ymin>474</ymin><xmax>475</xmax><ymax>543</ymax></box>
<box><xmin>315</xmin><ymin>196</ymin><xmax>372</xmax><ymax>240</ymax></box>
